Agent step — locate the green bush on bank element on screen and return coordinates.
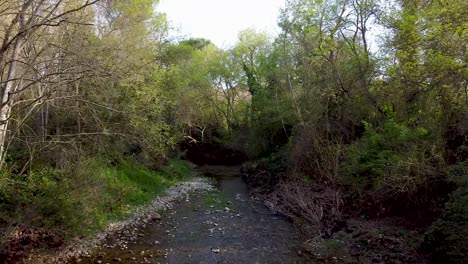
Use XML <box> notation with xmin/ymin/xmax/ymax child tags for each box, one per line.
<box><xmin>423</xmin><ymin>160</ymin><xmax>468</xmax><ymax>263</ymax></box>
<box><xmin>0</xmin><ymin>158</ymin><xmax>192</xmax><ymax>240</ymax></box>
<box><xmin>341</xmin><ymin>119</ymin><xmax>442</xmax><ymax>196</ymax></box>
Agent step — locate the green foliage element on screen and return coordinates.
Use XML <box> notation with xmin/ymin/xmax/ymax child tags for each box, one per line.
<box><xmin>180</xmin><ymin>38</ymin><xmax>212</xmax><ymax>50</ymax></box>
<box><xmin>243</xmin><ymin>147</ymin><xmax>290</xmax><ymax>193</ymax></box>
<box><xmin>203</xmin><ymin>190</ymin><xmax>229</xmax><ymax>209</ymax></box>
<box><xmin>0</xmin><ymin>158</ymin><xmax>191</xmax><ymax>239</ymax></box>
<box><xmin>423</xmin><ymin>161</ymin><xmax>468</xmax><ymax>263</ymax></box>
<box><xmin>161</xmin><ymin>159</ymin><xmax>193</xmax><ymax>182</ymax></box>
<box><xmin>0</xmin><ymin>0</ymin><xmax>465</xmax><ymax>260</ymax></box>
<box><xmin>341</xmin><ymin>118</ymin><xmax>439</xmax><ymax>195</ymax></box>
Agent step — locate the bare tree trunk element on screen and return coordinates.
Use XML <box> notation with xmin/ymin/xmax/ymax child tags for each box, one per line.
<box><xmin>0</xmin><ymin>0</ymin><xmax>100</xmax><ymax>169</ymax></box>
<box><xmin>0</xmin><ymin>37</ymin><xmax>23</xmax><ymax>169</ymax></box>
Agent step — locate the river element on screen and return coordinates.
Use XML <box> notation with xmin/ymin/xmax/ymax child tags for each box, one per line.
<box><xmin>72</xmin><ymin>165</ymin><xmax>313</xmax><ymax>264</ymax></box>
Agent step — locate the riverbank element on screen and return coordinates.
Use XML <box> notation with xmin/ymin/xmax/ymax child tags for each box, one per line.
<box><xmin>66</xmin><ymin>165</ymin><xmax>313</xmax><ymax>263</ymax></box>
<box><xmin>0</xmin><ymin>159</ymin><xmax>195</xmax><ymax>264</ymax></box>
<box><xmin>242</xmin><ymin>157</ymin><xmax>434</xmax><ymax>263</ymax></box>
<box><xmin>39</xmin><ymin>176</ymin><xmax>213</xmax><ymax>264</ymax></box>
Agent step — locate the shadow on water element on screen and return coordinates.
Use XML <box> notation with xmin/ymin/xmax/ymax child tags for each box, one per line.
<box><xmin>73</xmin><ymin>165</ymin><xmax>313</xmax><ymax>264</ymax></box>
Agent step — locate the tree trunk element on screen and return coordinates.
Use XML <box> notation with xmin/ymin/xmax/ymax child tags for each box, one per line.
<box><xmin>0</xmin><ymin>37</ymin><xmax>23</xmax><ymax>169</ymax></box>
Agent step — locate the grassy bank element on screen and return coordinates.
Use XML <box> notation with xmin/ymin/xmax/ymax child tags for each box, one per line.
<box><xmin>0</xmin><ymin>158</ymin><xmax>192</xmax><ymax>261</ymax></box>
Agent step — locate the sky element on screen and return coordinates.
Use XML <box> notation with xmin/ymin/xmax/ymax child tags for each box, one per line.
<box><xmin>157</xmin><ymin>0</ymin><xmax>286</xmax><ymax>49</ymax></box>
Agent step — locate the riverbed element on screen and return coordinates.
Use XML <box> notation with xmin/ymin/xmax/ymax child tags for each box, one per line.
<box><xmin>71</xmin><ymin>165</ymin><xmax>312</xmax><ymax>264</ymax></box>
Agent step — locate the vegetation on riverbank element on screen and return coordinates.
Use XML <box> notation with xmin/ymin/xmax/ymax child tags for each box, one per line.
<box><xmin>0</xmin><ymin>158</ymin><xmax>191</xmax><ymax>262</ymax></box>
<box><xmin>0</xmin><ymin>0</ymin><xmax>466</xmax><ymax>263</ymax></box>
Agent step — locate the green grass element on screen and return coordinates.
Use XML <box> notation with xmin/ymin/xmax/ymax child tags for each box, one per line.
<box><xmin>203</xmin><ymin>189</ymin><xmax>229</xmax><ymax>209</ymax></box>
<box><xmin>0</xmin><ymin>158</ymin><xmax>193</xmax><ymax>240</ymax></box>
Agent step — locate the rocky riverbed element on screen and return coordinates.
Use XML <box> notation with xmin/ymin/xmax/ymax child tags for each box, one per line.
<box><xmin>57</xmin><ymin>166</ymin><xmax>313</xmax><ymax>264</ymax></box>
<box><xmin>28</xmin><ymin>177</ymin><xmax>213</xmax><ymax>264</ymax></box>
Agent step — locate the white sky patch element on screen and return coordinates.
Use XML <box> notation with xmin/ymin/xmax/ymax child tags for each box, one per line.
<box><xmin>157</xmin><ymin>0</ymin><xmax>286</xmax><ymax>49</ymax></box>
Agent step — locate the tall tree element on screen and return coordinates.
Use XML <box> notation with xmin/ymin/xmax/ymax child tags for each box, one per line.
<box><xmin>0</xmin><ymin>0</ymin><xmax>99</xmax><ymax>168</ymax></box>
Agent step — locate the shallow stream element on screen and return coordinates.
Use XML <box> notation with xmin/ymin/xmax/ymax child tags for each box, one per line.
<box><xmin>73</xmin><ymin>165</ymin><xmax>312</xmax><ymax>264</ymax></box>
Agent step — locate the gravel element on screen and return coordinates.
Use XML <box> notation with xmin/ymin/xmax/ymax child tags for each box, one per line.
<box><xmin>44</xmin><ymin>177</ymin><xmax>213</xmax><ymax>263</ymax></box>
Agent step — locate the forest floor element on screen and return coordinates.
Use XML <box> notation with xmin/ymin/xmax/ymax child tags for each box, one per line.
<box><xmin>51</xmin><ymin>165</ymin><xmax>313</xmax><ymax>264</ymax></box>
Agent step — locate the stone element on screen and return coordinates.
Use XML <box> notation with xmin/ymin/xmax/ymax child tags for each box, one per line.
<box><xmin>151</xmin><ymin>213</ymin><xmax>162</xmax><ymax>221</ymax></box>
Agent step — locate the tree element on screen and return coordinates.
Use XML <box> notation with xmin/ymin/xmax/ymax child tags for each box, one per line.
<box><xmin>0</xmin><ymin>0</ymin><xmax>99</xmax><ymax>169</ymax></box>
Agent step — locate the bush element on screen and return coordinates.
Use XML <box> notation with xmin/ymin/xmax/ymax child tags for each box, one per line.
<box><xmin>242</xmin><ymin>147</ymin><xmax>289</xmax><ymax>193</ymax></box>
<box><xmin>423</xmin><ymin>161</ymin><xmax>468</xmax><ymax>263</ymax></box>
<box><xmin>0</xmin><ymin>158</ymin><xmax>191</xmax><ymax>240</ymax></box>
<box><xmin>343</xmin><ymin>120</ymin><xmax>441</xmax><ymax>188</ymax></box>
<box><xmin>340</xmin><ymin>119</ymin><xmax>447</xmax><ymax>218</ymax></box>
<box><xmin>288</xmin><ymin>126</ymin><xmax>342</xmax><ymax>184</ymax></box>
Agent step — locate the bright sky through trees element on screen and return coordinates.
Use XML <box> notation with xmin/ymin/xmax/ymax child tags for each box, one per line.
<box><xmin>158</xmin><ymin>0</ymin><xmax>286</xmax><ymax>48</ymax></box>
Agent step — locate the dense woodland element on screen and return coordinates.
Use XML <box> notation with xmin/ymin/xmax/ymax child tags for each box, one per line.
<box><xmin>0</xmin><ymin>0</ymin><xmax>466</xmax><ymax>263</ymax></box>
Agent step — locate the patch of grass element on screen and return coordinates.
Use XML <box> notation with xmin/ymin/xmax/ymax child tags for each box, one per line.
<box><xmin>203</xmin><ymin>190</ymin><xmax>228</xmax><ymax>209</ymax></box>
<box><xmin>0</xmin><ymin>158</ymin><xmax>193</xmax><ymax>240</ymax></box>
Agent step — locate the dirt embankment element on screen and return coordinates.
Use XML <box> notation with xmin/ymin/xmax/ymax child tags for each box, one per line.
<box><xmin>242</xmin><ymin>161</ymin><xmax>429</xmax><ymax>263</ymax></box>
<box><xmin>179</xmin><ymin>140</ymin><xmax>247</xmax><ymax>166</ymax></box>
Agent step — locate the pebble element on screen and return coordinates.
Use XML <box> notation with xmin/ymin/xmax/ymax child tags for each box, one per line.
<box><xmin>53</xmin><ymin>179</ymin><xmax>214</xmax><ymax>263</ymax></box>
<box><xmin>151</xmin><ymin>213</ymin><xmax>162</xmax><ymax>221</ymax></box>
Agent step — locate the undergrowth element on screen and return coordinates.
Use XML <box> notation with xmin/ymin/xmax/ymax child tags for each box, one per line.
<box><xmin>0</xmin><ymin>158</ymin><xmax>192</xmax><ymax>242</ymax></box>
<box><xmin>423</xmin><ymin>160</ymin><xmax>468</xmax><ymax>263</ymax></box>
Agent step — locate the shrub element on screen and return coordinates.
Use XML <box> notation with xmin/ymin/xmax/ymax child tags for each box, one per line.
<box><xmin>288</xmin><ymin>126</ymin><xmax>342</xmax><ymax>184</ymax></box>
<box><xmin>340</xmin><ymin>119</ymin><xmax>446</xmax><ymax>217</ymax></box>
<box><xmin>423</xmin><ymin>161</ymin><xmax>468</xmax><ymax>263</ymax></box>
<box><xmin>342</xmin><ymin>120</ymin><xmax>441</xmax><ymax>189</ymax></box>
<box><xmin>0</xmin><ymin>157</ymin><xmax>191</xmax><ymax>241</ymax></box>
<box><xmin>242</xmin><ymin>147</ymin><xmax>289</xmax><ymax>193</ymax></box>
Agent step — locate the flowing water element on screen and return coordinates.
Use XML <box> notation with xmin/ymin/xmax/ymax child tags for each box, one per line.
<box><xmin>74</xmin><ymin>165</ymin><xmax>313</xmax><ymax>264</ymax></box>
